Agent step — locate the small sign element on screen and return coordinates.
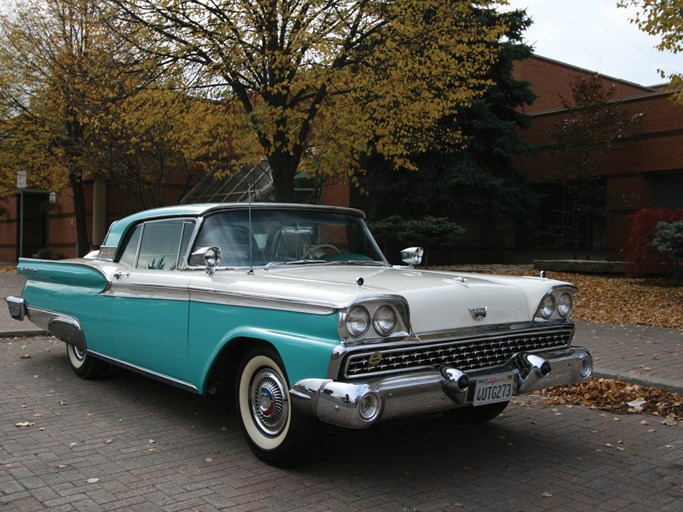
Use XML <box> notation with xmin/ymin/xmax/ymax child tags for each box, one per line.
<box><xmin>17</xmin><ymin>170</ymin><xmax>27</xmax><ymax>189</ymax></box>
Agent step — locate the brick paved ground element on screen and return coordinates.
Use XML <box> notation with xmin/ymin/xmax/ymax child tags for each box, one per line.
<box><xmin>574</xmin><ymin>321</ymin><xmax>682</xmax><ymax>392</ymax></box>
<box><xmin>2</xmin><ymin>334</ymin><xmax>681</xmax><ymax>512</ymax></box>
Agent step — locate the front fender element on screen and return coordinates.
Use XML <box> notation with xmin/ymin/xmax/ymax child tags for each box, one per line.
<box><xmin>189</xmin><ymin>302</ymin><xmax>340</xmax><ymax>393</ymax></box>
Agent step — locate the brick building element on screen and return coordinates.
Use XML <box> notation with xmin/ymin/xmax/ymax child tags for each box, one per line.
<box><xmin>512</xmin><ymin>55</ymin><xmax>683</xmax><ymax>261</ymax></box>
<box><xmin>1</xmin><ymin>54</ymin><xmax>682</xmax><ymax>263</ymax></box>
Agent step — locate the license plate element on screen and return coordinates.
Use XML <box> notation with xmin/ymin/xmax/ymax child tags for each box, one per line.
<box><xmin>473</xmin><ymin>373</ymin><xmax>514</xmax><ymax>406</ymax></box>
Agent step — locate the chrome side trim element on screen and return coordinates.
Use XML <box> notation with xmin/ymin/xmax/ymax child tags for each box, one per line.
<box><xmin>21</xmin><ymin>306</ymin><xmax>87</xmax><ymax>351</ymax></box>
<box><xmin>88</xmin><ymin>351</ymin><xmax>198</xmax><ymax>394</ymax></box>
<box><xmin>23</xmin><ymin>306</ymin><xmax>53</xmax><ymax>331</ymax></box>
<box><xmin>189</xmin><ymin>289</ymin><xmax>337</xmax><ymax>315</ymax></box>
<box><xmin>101</xmin><ymin>283</ymin><xmax>190</xmax><ymax>301</ymax></box>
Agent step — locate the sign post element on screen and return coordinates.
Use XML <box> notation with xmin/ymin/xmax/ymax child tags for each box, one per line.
<box><xmin>17</xmin><ymin>171</ymin><xmax>26</xmax><ymax>259</ymax></box>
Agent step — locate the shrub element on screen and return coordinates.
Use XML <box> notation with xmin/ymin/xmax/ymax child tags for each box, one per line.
<box><xmin>369</xmin><ymin>215</ymin><xmax>466</xmax><ymax>248</ymax></box>
<box><xmin>623</xmin><ymin>208</ymin><xmax>683</xmax><ymax>276</ymax></box>
<box><xmin>654</xmin><ymin>220</ymin><xmax>683</xmax><ymax>272</ymax></box>
<box><xmin>36</xmin><ymin>248</ymin><xmax>54</xmax><ymax>260</ymax></box>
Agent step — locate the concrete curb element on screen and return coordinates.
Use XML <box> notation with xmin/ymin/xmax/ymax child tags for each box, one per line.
<box><xmin>0</xmin><ymin>329</ymin><xmax>48</xmax><ymax>339</ymax></box>
<box><xmin>593</xmin><ymin>367</ymin><xmax>683</xmax><ymax>395</ymax></box>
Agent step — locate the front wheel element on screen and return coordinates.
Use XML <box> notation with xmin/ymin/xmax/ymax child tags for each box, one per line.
<box><xmin>444</xmin><ymin>401</ymin><xmax>509</xmax><ymax>424</ymax></box>
<box><xmin>66</xmin><ymin>344</ymin><xmax>109</xmax><ymax>379</ymax></box>
<box><xmin>236</xmin><ymin>348</ymin><xmax>310</xmax><ymax>467</ymax></box>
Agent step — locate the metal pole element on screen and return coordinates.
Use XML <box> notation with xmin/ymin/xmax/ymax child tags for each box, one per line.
<box><xmin>16</xmin><ymin>170</ymin><xmax>27</xmax><ymax>260</ymax></box>
<box><xmin>19</xmin><ymin>189</ymin><xmax>24</xmax><ymax>259</ymax></box>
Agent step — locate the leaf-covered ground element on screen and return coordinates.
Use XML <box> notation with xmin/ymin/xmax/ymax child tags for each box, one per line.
<box><xmin>526</xmin><ymin>378</ymin><xmax>682</xmax><ymax>424</ymax></box>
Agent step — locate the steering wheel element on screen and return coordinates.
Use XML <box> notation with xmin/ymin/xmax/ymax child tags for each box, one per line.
<box><xmin>302</xmin><ymin>244</ymin><xmax>341</xmax><ymax>259</ymax></box>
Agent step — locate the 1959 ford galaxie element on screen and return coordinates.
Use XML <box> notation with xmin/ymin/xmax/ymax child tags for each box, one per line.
<box><xmin>7</xmin><ymin>203</ymin><xmax>592</xmax><ymax>466</ymax></box>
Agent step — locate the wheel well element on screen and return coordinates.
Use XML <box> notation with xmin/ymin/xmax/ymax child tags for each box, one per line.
<box><xmin>205</xmin><ymin>337</ymin><xmax>277</xmax><ymax>394</ymax></box>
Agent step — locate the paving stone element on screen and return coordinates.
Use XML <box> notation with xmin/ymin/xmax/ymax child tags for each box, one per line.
<box><xmin>1</xmin><ymin>331</ymin><xmax>681</xmax><ymax>511</ymax></box>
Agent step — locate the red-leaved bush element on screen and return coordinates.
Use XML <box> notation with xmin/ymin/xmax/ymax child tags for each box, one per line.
<box><xmin>623</xmin><ymin>208</ymin><xmax>683</xmax><ymax>276</ymax></box>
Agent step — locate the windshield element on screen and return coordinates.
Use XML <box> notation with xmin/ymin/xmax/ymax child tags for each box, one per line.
<box><xmin>188</xmin><ymin>208</ymin><xmax>387</xmax><ymax>268</ymax></box>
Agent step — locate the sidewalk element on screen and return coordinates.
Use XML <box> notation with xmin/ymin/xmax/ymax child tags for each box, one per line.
<box><xmin>2</xmin><ymin>270</ymin><xmax>682</xmax><ymax>393</ymax></box>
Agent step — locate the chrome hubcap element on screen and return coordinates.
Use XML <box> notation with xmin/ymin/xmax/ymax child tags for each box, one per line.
<box><xmin>250</xmin><ymin>368</ymin><xmax>288</xmax><ymax>437</ymax></box>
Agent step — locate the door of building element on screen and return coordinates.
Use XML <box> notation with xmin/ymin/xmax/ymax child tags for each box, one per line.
<box><xmin>17</xmin><ymin>191</ymin><xmax>48</xmax><ymax>259</ymax></box>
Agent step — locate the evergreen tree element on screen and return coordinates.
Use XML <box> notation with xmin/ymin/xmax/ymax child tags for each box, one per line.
<box><xmin>360</xmin><ymin>8</ymin><xmax>538</xmax><ymax>229</ymax></box>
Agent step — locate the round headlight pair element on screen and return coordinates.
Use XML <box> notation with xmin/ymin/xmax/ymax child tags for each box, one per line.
<box><xmin>538</xmin><ymin>291</ymin><xmax>573</xmax><ymax>319</ymax></box>
<box><xmin>345</xmin><ymin>305</ymin><xmax>398</xmax><ymax>338</ymax></box>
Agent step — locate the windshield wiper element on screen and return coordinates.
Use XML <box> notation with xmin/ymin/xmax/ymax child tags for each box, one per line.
<box><xmin>338</xmin><ymin>260</ymin><xmax>387</xmax><ymax>266</ymax></box>
<box><xmin>264</xmin><ymin>259</ymin><xmax>327</xmax><ymax>270</ymax></box>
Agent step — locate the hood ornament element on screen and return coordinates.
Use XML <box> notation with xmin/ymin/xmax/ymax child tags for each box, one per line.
<box><xmin>468</xmin><ymin>307</ymin><xmax>488</xmax><ymax>321</ymax></box>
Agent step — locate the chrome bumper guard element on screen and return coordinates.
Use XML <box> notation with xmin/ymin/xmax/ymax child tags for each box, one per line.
<box><xmin>6</xmin><ymin>296</ymin><xmax>25</xmax><ymax>321</ymax></box>
<box><xmin>291</xmin><ymin>347</ymin><xmax>592</xmax><ymax>429</ymax></box>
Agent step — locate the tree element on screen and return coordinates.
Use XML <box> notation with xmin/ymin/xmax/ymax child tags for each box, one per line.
<box><xmin>546</xmin><ymin>73</ymin><xmax>642</xmax><ymax>257</ymax></box>
<box><xmin>106</xmin><ymin>0</ymin><xmax>507</xmax><ymax>201</ymax></box>
<box><xmin>0</xmin><ymin>0</ymin><xmax>231</xmax><ymax>253</ymax></box>
<box><xmin>91</xmin><ymin>87</ymin><xmax>233</xmax><ymax>214</ymax></box>
<box><xmin>0</xmin><ymin>0</ymin><xmax>142</xmax><ymax>254</ymax></box>
<box><xmin>359</xmin><ymin>8</ymin><xmax>538</xmax><ymax>227</ymax></box>
<box><xmin>619</xmin><ymin>0</ymin><xmax>683</xmax><ymax>104</ymax></box>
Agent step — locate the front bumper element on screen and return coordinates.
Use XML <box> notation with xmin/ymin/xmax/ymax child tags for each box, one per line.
<box><xmin>291</xmin><ymin>346</ymin><xmax>592</xmax><ymax>429</ymax></box>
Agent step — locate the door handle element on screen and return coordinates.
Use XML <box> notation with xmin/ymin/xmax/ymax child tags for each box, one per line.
<box><xmin>114</xmin><ymin>271</ymin><xmax>130</xmax><ymax>280</ymax></box>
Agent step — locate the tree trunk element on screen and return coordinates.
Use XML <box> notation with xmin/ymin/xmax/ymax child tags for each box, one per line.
<box><xmin>268</xmin><ymin>151</ymin><xmax>300</xmax><ymax>203</ymax></box>
<box><xmin>69</xmin><ymin>171</ymin><xmax>90</xmax><ymax>257</ymax></box>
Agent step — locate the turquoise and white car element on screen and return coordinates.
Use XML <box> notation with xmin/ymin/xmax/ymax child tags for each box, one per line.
<box><xmin>7</xmin><ymin>203</ymin><xmax>592</xmax><ymax>466</ymax></box>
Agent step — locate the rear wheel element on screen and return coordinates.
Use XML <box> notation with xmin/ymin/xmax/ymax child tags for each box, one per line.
<box><xmin>66</xmin><ymin>344</ymin><xmax>109</xmax><ymax>379</ymax></box>
<box><xmin>236</xmin><ymin>348</ymin><xmax>310</xmax><ymax>467</ymax></box>
<box><xmin>444</xmin><ymin>401</ymin><xmax>509</xmax><ymax>424</ymax></box>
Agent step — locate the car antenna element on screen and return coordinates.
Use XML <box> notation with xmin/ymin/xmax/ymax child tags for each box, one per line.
<box><xmin>247</xmin><ymin>172</ymin><xmax>254</xmax><ymax>275</ymax></box>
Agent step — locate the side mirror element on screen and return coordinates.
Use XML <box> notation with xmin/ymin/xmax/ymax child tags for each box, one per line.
<box><xmin>400</xmin><ymin>246</ymin><xmax>424</xmax><ymax>267</ymax></box>
<box><xmin>192</xmin><ymin>246</ymin><xmax>221</xmax><ymax>274</ymax></box>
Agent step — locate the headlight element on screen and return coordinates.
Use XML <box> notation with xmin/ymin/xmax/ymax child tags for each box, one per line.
<box><xmin>538</xmin><ymin>294</ymin><xmax>556</xmax><ymax>319</ymax></box>
<box><xmin>346</xmin><ymin>306</ymin><xmax>370</xmax><ymax>338</ymax></box>
<box><xmin>373</xmin><ymin>306</ymin><xmax>397</xmax><ymax>337</ymax></box>
<box><xmin>557</xmin><ymin>292</ymin><xmax>573</xmax><ymax>318</ymax></box>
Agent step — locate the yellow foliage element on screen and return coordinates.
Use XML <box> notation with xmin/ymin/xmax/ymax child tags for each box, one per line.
<box><xmin>112</xmin><ymin>0</ymin><xmax>508</xmax><ymax>197</ymax></box>
<box><xmin>619</xmin><ymin>1</ymin><xmax>683</xmax><ymax>104</ymax></box>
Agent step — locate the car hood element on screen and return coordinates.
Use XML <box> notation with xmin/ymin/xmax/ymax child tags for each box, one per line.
<box><xmin>194</xmin><ymin>265</ymin><xmax>561</xmax><ymax>333</ymax></box>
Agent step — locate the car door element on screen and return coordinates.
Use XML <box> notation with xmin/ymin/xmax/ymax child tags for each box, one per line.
<box><xmin>108</xmin><ymin>218</ymin><xmax>195</xmax><ymax>381</ymax></box>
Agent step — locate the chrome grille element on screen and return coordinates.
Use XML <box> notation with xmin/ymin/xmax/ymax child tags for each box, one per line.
<box><xmin>343</xmin><ymin>326</ymin><xmax>574</xmax><ymax>379</ymax></box>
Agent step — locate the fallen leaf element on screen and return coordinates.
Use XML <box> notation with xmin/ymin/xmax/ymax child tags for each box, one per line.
<box><xmin>541</xmin><ymin>491</ymin><xmax>553</xmax><ymax>498</ymax></box>
<box><xmin>537</xmin><ymin>378</ymin><xmax>682</xmax><ymax>422</ymax></box>
<box><xmin>15</xmin><ymin>421</ymin><xmax>34</xmax><ymax>428</ymax></box>
<box><xmin>86</xmin><ymin>478</ymin><xmax>100</xmax><ymax>484</ymax></box>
